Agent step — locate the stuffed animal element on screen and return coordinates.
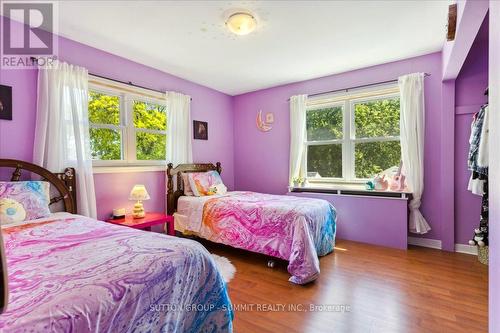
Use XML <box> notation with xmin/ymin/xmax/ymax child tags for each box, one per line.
<box><xmin>366</xmin><ymin>164</ymin><xmax>407</xmax><ymax>192</ymax></box>
<box><xmin>373</xmin><ymin>174</ymin><xmax>389</xmax><ymax>191</ymax></box>
<box><xmin>366</xmin><ymin>174</ymin><xmax>389</xmax><ymax>191</ymax></box>
<box><xmin>469</xmin><ymin>225</ymin><xmax>488</xmax><ymax>247</ymax></box>
<box><xmin>389</xmin><ymin>161</ymin><xmax>406</xmax><ymax>191</ymax></box>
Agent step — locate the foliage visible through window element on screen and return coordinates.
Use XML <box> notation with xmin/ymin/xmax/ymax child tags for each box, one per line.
<box><xmin>354</xmin><ymin>99</ymin><xmax>400</xmax><ymax>178</ymax></box>
<box><xmin>89</xmin><ymin>91</ymin><xmax>122</xmax><ymax>160</ymax></box>
<box><xmin>307</xmin><ymin>144</ymin><xmax>342</xmax><ymax>178</ymax></box>
<box><xmin>88</xmin><ymin>86</ymin><xmax>167</xmax><ymax>165</ymax></box>
<box><xmin>306</xmin><ymin>106</ymin><xmax>343</xmax><ymax>141</ymax></box>
<box><xmin>306</xmin><ymin>90</ymin><xmax>401</xmax><ymax>182</ymax></box>
<box><xmin>133</xmin><ymin>101</ymin><xmax>167</xmax><ymax>160</ymax></box>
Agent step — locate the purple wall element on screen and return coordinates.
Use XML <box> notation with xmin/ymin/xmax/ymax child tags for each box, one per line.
<box><xmin>0</xmin><ymin>17</ymin><xmax>234</xmax><ymax>220</ymax></box>
<box><xmin>454</xmin><ymin>15</ymin><xmax>489</xmax><ymax>244</ymax></box>
<box><xmin>233</xmin><ymin>52</ymin><xmax>444</xmax><ymax>242</ymax></box>
<box><xmin>289</xmin><ymin>192</ymin><xmax>408</xmax><ymax>249</ymax></box>
<box><xmin>0</xmin><ymin>69</ymin><xmax>37</xmax><ymax>162</ymax></box>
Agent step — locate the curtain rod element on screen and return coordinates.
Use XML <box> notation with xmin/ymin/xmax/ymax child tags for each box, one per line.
<box><xmin>287</xmin><ymin>73</ymin><xmax>431</xmax><ymax>101</ymax></box>
<box><xmin>89</xmin><ymin>73</ymin><xmax>167</xmax><ymax>96</ymax></box>
<box><xmin>30</xmin><ymin>57</ymin><xmax>192</xmax><ymax>100</ymax></box>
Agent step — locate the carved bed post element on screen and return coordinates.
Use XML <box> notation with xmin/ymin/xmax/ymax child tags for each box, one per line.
<box><xmin>216</xmin><ymin>162</ymin><xmax>222</xmax><ymax>175</ymax></box>
<box><xmin>61</xmin><ymin>168</ymin><xmax>77</xmax><ymax>213</ymax></box>
<box><xmin>177</xmin><ymin>173</ymin><xmax>182</xmax><ymax>192</ymax></box>
<box><xmin>11</xmin><ymin>165</ymin><xmax>22</xmax><ymax>181</ymax></box>
<box><xmin>167</xmin><ymin>163</ymin><xmax>174</xmax><ymax>215</ymax></box>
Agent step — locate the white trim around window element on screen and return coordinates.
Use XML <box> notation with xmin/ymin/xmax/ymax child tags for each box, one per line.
<box><xmin>89</xmin><ymin>76</ymin><xmax>167</xmax><ymax>169</ymax></box>
<box><xmin>304</xmin><ymin>83</ymin><xmax>401</xmax><ymax>185</ymax></box>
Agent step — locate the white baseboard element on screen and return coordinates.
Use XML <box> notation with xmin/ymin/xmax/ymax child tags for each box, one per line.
<box><xmin>408</xmin><ymin>237</ymin><xmax>442</xmax><ymax>249</ymax></box>
<box><xmin>407</xmin><ymin>237</ymin><xmax>478</xmax><ymax>255</ymax></box>
<box><xmin>454</xmin><ymin>243</ymin><xmax>478</xmax><ymax>255</ymax></box>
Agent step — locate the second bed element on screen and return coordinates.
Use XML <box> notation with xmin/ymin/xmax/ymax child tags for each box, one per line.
<box><xmin>168</xmin><ymin>163</ymin><xmax>337</xmax><ymax>285</ymax></box>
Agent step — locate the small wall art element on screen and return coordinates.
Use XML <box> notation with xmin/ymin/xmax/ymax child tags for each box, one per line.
<box><xmin>256</xmin><ymin>110</ymin><xmax>274</xmax><ymax>132</ymax></box>
<box><xmin>193</xmin><ymin>120</ymin><xmax>208</xmax><ymax>140</ymax></box>
<box><xmin>0</xmin><ymin>85</ymin><xmax>12</xmax><ymax>121</ymax></box>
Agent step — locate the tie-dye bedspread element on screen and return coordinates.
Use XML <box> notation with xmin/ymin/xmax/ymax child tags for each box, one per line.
<box><xmin>199</xmin><ymin>192</ymin><xmax>336</xmax><ymax>284</ymax></box>
<box><xmin>0</xmin><ymin>215</ymin><xmax>233</xmax><ymax>332</ymax></box>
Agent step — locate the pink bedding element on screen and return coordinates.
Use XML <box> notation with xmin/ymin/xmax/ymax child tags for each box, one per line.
<box><xmin>0</xmin><ymin>215</ymin><xmax>233</xmax><ymax>332</ymax></box>
<box><xmin>180</xmin><ymin>192</ymin><xmax>336</xmax><ymax>284</ymax></box>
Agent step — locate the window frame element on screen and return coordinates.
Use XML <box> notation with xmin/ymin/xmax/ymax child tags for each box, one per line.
<box><xmin>88</xmin><ymin>76</ymin><xmax>167</xmax><ymax>168</ymax></box>
<box><xmin>305</xmin><ymin>84</ymin><xmax>400</xmax><ymax>185</ymax></box>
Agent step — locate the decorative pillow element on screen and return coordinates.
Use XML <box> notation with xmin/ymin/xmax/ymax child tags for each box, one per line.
<box><xmin>188</xmin><ymin>171</ymin><xmax>226</xmax><ymax>197</ymax></box>
<box><xmin>181</xmin><ymin>173</ymin><xmax>195</xmax><ymax>196</ymax></box>
<box><xmin>0</xmin><ymin>181</ymin><xmax>51</xmax><ymax>224</ymax></box>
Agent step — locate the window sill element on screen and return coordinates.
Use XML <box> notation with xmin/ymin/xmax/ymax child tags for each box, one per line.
<box><xmin>289</xmin><ymin>184</ymin><xmax>411</xmax><ymax>199</ymax></box>
<box><xmin>93</xmin><ymin>165</ymin><xmax>165</xmax><ymax>174</ymax></box>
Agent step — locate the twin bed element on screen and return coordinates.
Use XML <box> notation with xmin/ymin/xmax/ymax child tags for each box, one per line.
<box><xmin>0</xmin><ymin>160</ymin><xmax>232</xmax><ymax>332</ymax></box>
<box><xmin>167</xmin><ymin>163</ymin><xmax>337</xmax><ymax>285</ymax></box>
<box><xmin>0</xmin><ymin>159</ymin><xmax>336</xmax><ymax>332</ymax></box>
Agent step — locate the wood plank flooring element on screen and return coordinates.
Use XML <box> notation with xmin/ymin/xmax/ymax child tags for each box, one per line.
<box><xmin>203</xmin><ymin>240</ymin><xmax>488</xmax><ymax>333</ymax></box>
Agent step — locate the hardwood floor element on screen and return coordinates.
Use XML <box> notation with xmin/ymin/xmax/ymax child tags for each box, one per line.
<box><xmin>203</xmin><ymin>240</ymin><xmax>488</xmax><ymax>333</ymax></box>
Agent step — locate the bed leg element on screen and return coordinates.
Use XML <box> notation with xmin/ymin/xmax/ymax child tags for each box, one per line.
<box><xmin>267</xmin><ymin>260</ymin><xmax>275</xmax><ymax>268</ymax></box>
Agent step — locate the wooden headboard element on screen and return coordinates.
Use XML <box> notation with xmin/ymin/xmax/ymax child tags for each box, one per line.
<box><xmin>0</xmin><ymin>159</ymin><xmax>77</xmax><ymax>214</ymax></box>
<box><xmin>166</xmin><ymin>162</ymin><xmax>221</xmax><ymax>215</ymax></box>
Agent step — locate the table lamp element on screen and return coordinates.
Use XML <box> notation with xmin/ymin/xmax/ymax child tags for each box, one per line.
<box><xmin>129</xmin><ymin>185</ymin><xmax>150</xmax><ymax>218</ymax></box>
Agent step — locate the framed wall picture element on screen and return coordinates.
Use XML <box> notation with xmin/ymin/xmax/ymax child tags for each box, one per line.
<box><xmin>193</xmin><ymin>120</ymin><xmax>208</xmax><ymax>140</ymax></box>
<box><xmin>0</xmin><ymin>85</ymin><xmax>12</xmax><ymax>121</ymax></box>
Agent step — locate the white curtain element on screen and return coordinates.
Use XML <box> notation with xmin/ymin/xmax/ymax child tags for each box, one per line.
<box><xmin>398</xmin><ymin>73</ymin><xmax>431</xmax><ymax>234</ymax></box>
<box><xmin>33</xmin><ymin>61</ymin><xmax>97</xmax><ymax>219</ymax></box>
<box><xmin>166</xmin><ymin>92</ymin><xmax>193</xmax><ymax>166</ymax></box>
<box><xmin>289</xmin><ymin>94</ymin><xmax>308</xmax><ymax>186</ymax></box>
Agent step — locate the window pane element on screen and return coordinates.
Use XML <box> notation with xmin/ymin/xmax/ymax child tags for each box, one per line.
<box><xmin>133</xmin><ymin>100</ymin><xmax>167</xmax><ymax>131</ymax></box>
<box><xmin>136</xmin><ymin>132</ymin><xmax>166</xmax><ymax>160</ymax></box>
<box><xmin>354</xmin><ymin>98</ymin><xmax>400</xmax><ymax>138</ymax></box>
<box><xmin>355</xmin><ymin>141</ymin><xmax>401</xmax><ymax>178</ymax></box>
<box><xmin>90</xmin><ymin>128</ymin><xmax>122</xmax><ymax>160</ymax></box>
<box><xmin>306</xmin><ymin>106</ymin><xmax>343</xmax><ymax>141</ymax></box>
<box><xmin>88</xmin><ymin>91</ymin><xmax>120</xmax><ymax>125</ymax></box>
<box><xmin>307</xmin><ymin>144</ymin><xmax>342</xmax><ymax>178</ymax></box>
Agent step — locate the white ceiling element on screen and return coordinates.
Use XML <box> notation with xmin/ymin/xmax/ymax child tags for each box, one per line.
<box><xmin>57</xmin><ymin>1</ymin><xmax>450</xmax><ymax>96</ymax></box>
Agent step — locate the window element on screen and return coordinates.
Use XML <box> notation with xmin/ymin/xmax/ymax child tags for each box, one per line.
<box><xmin>88</xmin><ymin>77</ymin><xmax>167</xmax><ymax>167</ymax></box>
<box><xmin>305</xmin><ymin>85</ymin><xmax>401</xmax><ymax>183</ymax></box>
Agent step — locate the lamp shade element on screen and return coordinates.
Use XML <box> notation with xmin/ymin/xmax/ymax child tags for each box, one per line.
<box><xmin>129</xmin><ymin>185</ymin><xmax>150</xmax><ymax>201</ymax></box>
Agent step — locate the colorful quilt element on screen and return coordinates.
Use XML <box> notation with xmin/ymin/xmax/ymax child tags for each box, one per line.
<box><xmin>0</xmin><ymin>215</ymin><xmax>233</xmax><ymax>332</ymax></box>
<box><xmin>197</xmin><ymin>192</ymin><xmax>336</xmax><ymax>284</ymax></box>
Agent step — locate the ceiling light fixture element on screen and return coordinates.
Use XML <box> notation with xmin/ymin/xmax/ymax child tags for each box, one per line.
<box><xmin>226</xmin><ymin>12</ymin><xmax>257</xmax><ymax>36</ymax></box>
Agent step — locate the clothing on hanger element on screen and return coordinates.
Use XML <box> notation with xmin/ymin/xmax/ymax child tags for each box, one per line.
<box><xmin>468</xmin><ymin>105</ymin><xmax>488</xmax><ymax>177</ymax></box>
<box><xmin>477</xmin><ymin>105</ymin><xmax>489</xmax><ymax>168</ymax></box>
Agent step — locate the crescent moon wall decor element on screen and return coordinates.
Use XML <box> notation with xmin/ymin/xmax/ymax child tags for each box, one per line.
<box><xmin>256</xmin><ymin>110</ymin><xmax>274</xmax><ymax>132</ymax></box>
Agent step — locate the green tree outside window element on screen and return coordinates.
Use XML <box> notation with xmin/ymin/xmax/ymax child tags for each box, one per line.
<box><xmin>306</xmin><ymin>97</ymin><xmax>401</xmax><ymax>180</ymax></box>
<box><xmin>88</xmin><ymin>91</ymin><xmax>167</xmax><ymax>161</ymax></box>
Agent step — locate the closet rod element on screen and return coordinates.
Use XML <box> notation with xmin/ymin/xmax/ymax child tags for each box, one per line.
<box><xmin>287</xmin><ymin>73</ymin><xmax>431</xmax><ymax>101</ymax></box>
<box><xmin>29</xmin><ymin>57</ymin><xmax>192</xmax><ymax>100</ymax></box>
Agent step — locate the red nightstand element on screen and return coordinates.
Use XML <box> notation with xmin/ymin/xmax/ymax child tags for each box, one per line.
<box><xmin>106</xmin><ymin>212</ymin><xmax>175</xmax><ymax>236</ymax></box>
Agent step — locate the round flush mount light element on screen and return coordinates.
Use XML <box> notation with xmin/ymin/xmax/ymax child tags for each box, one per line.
<box><xmin>226</xmin><ymin>12</ymin><xmax>257</xmax><ymax>35</ymax></box>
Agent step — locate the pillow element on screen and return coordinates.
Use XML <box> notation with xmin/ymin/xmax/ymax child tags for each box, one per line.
<box><xmin>188</xmin><ymin>171</ymin><xmax>227</xmax><ymax>197</ymax></box>
<box><xmin>0</xmin><ymin>181</ymin><xmax>51</xmax><ymax>224</ymax></box>
<box><xmin>181</xmin><ymin>173</ymin><xmax>195</xmax><ymax>196</ymax></box>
